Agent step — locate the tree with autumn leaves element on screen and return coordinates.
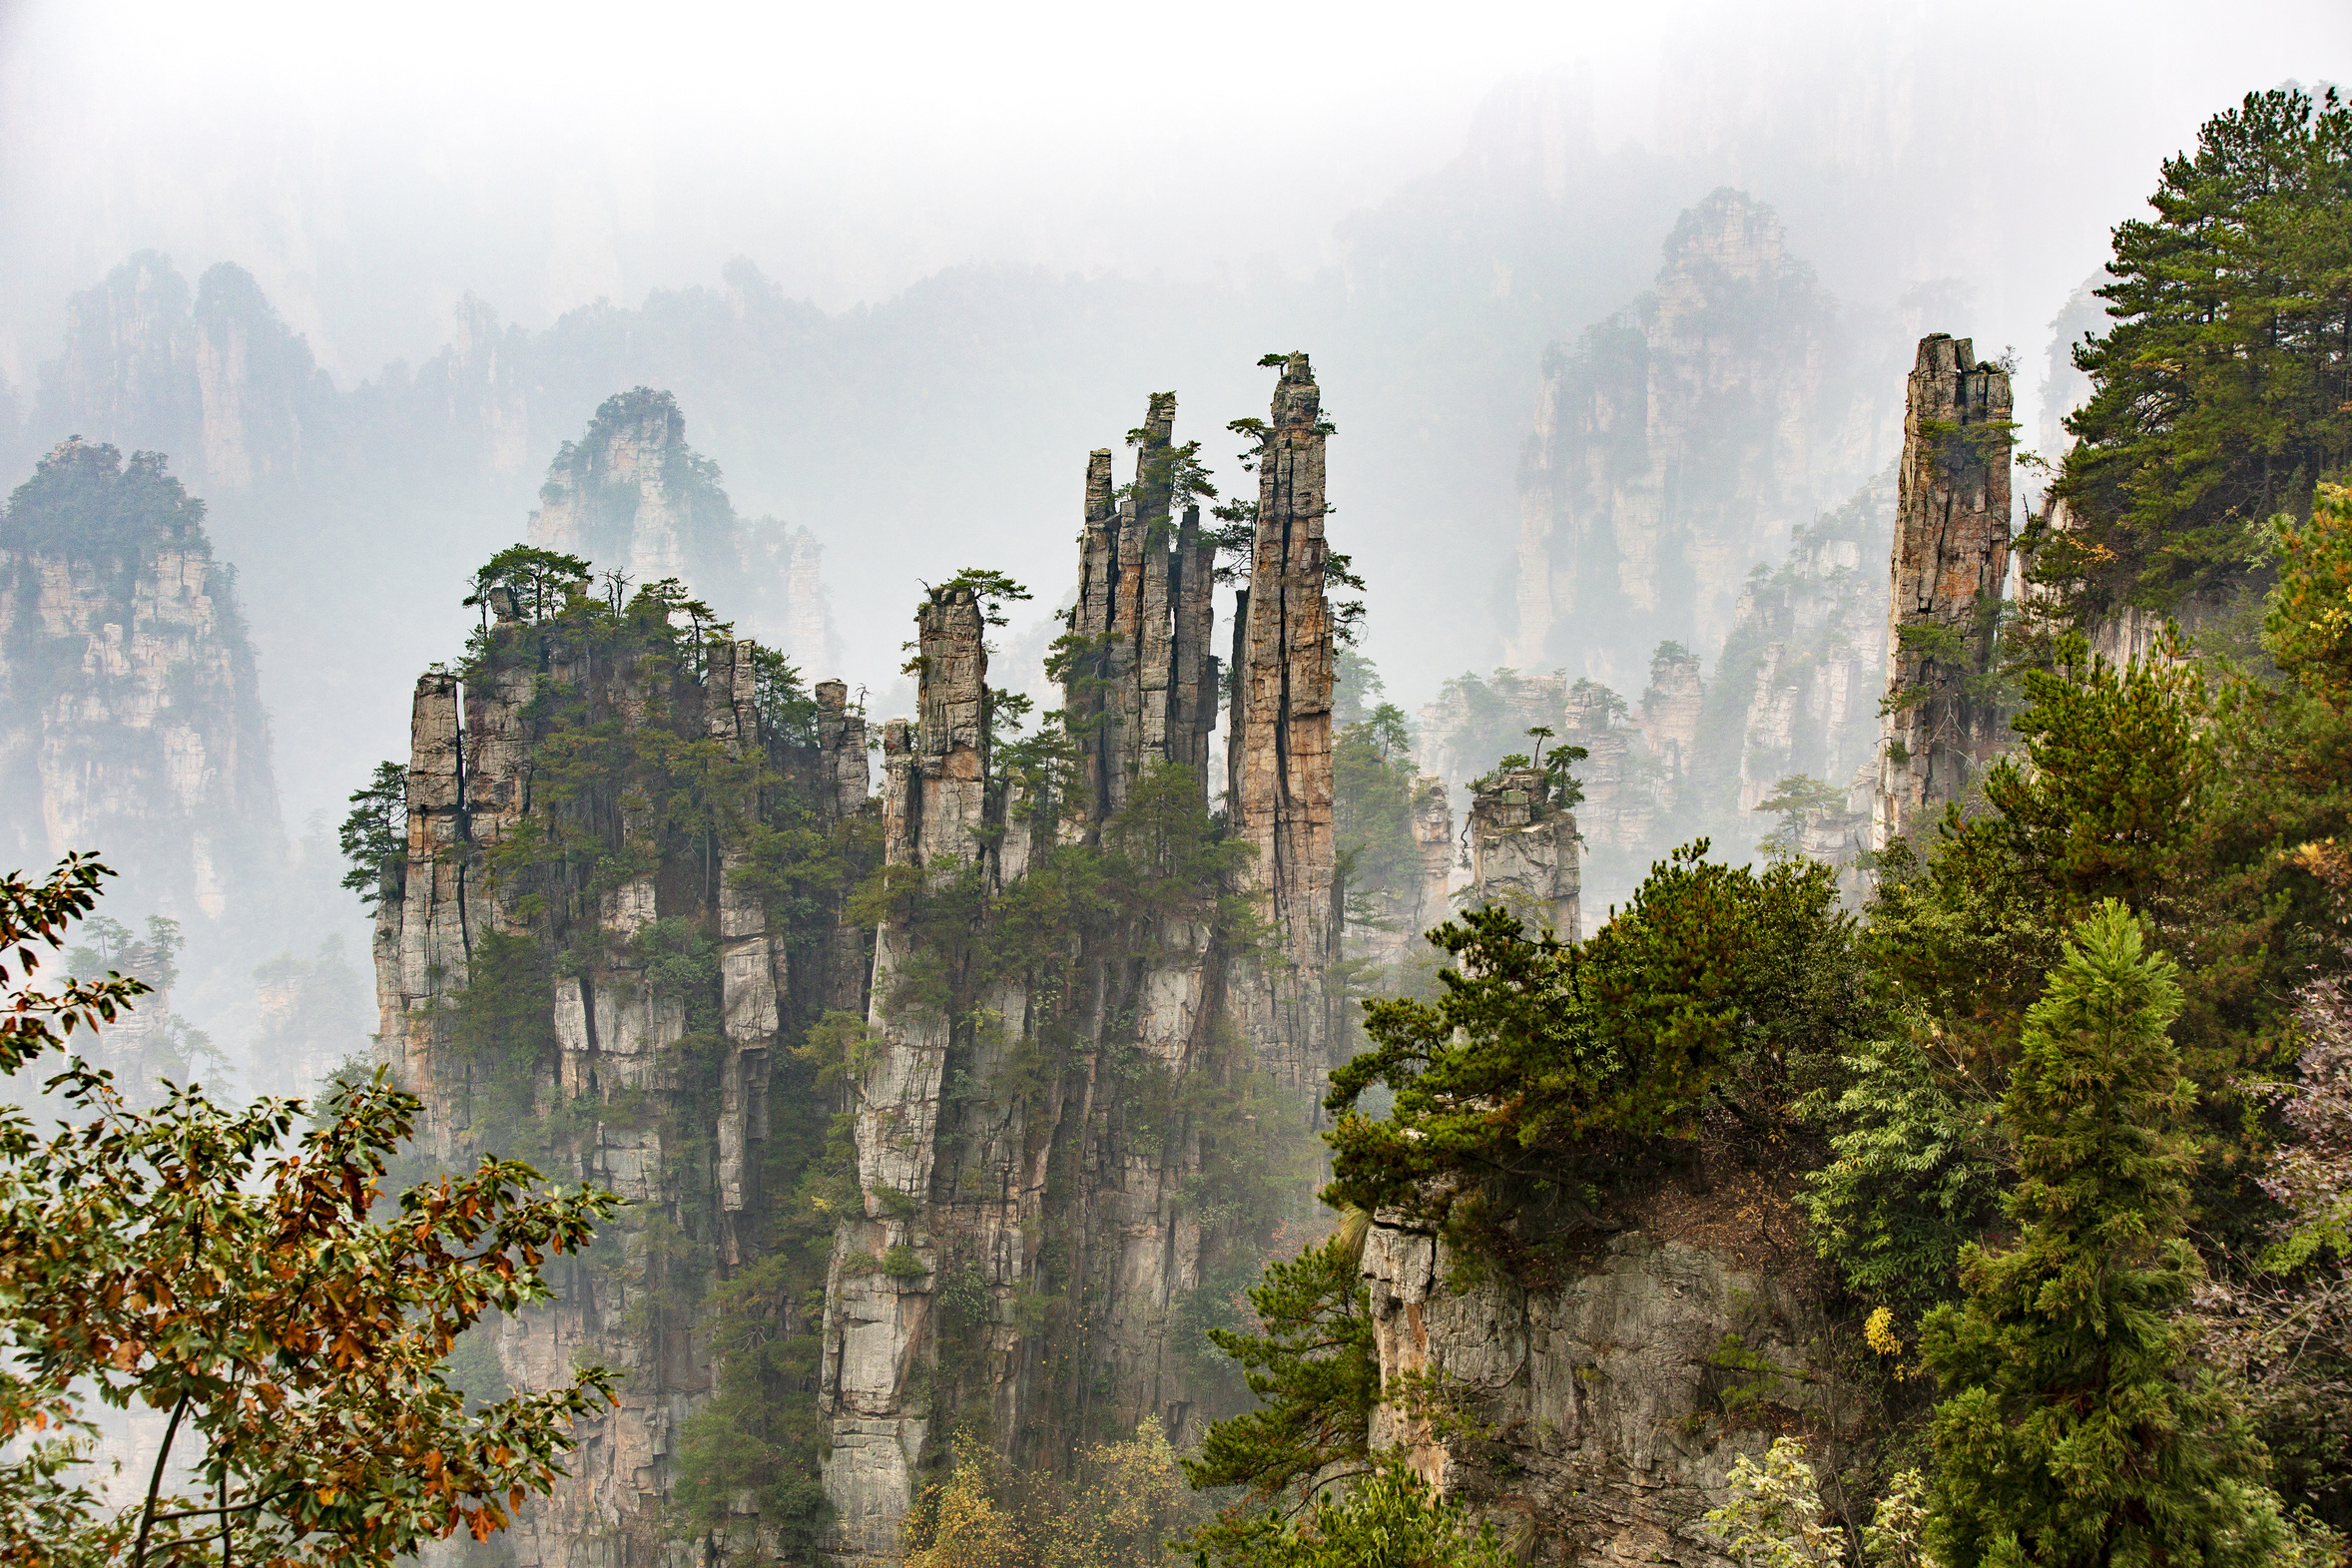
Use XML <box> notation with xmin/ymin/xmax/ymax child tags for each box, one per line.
<box><xmin>0</xmin><ymin>853</ymin><xmax>620</xmax><ymax>1566</ymax></box>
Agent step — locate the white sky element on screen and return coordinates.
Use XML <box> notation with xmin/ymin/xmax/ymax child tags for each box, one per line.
<box><xmin>10</xmin><ymin>0</ymin><xmax>2338</xmax><ymax>380</ymax></box>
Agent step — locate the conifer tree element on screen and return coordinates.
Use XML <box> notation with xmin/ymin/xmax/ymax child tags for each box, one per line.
<box><xmin>1921</xmin><ymin>901</ymin><xmax>2288</xmax><ymax>1566</ymax></box>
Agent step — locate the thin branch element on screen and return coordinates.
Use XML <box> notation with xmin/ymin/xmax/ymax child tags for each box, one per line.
<box><xmin>132</xmin><ymin>1392</ymin><xmax>192</xmax><ymax>1568</ymax></box>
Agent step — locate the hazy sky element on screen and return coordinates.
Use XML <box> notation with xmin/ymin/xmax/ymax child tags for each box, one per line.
<box><xmin>3</xmin><ymin>0</ymin><xmax>2348</xmax><ymax>824</ymax></box>
<box><xmin>9</xmin><ymin>0</ymin><xmax>2343</xmax><ymax>384</ymax></box>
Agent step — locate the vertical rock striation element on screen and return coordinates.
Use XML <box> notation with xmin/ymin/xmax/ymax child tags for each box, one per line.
<box><xmin>1874</xmin><ymin>335</ymin><xmax>2014</xmax><ymax>847</ymax></box>
<box><xmin>1466</xmin><ymin>763</ymin><xmax>1581</xmax><ymax>940</ymax></box>
<box><xmin>818</xmin><ymin>373</ymin><xmax>1337</xmax><ymax>1562</ymax></box>
<box><xmin>1230</xmin><ymin>355</ymin><xmax>1340</xmax><ymax>1093</ymax></box>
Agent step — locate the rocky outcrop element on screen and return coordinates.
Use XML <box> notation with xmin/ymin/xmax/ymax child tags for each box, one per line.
<box><xmin>1416</xmin><ymin>671</ymin><xmax>1568</xmax><ymax>793</ymax></box>
<box><xmin>1070</xmin><ymin>396</ymin><xmax>1220</xmax><ymax>827</ymax></box>
<box><xmin>818</xmin><ymin>371</ymin><xmax>1338</xmax><ymax>1562</ymax></box>
<box><xmin>1562</xmin><ymin>681</ymin><xmax>1661</xmax><ymax>869</ymax></box>
<box><xmin>1228</xmin><ymin>355</ymin><xmax>1340</xmax><ymax>1094</ymax></box>
<box><xmin>0</xmin><ymin>438</ymin><xmax>283</xmax><ymax>945</ymax></box>
<box><xmin>1874</xmin><ymin>335</ymin><xmax>2014</xmax><ymax>847</ymax></box>
<box><xmin>372</xmin><ymin>555</ymin><xmax>876</xmax><ymax>1565</ymax></box>
<box><xmin>744</xmin><ymin>516</ymin><xmax>845</xmax><ymax>677</ymax></box>
<box><xmin>528</xmin><ymin>387</ymin><xmax>739</xmax><ymax>592</ymax></box>
<box><xmin>1362</xmin><ymin>1195</ymin><xmax>1847</xmax><ymax>1567</ymax></box>
<box><xmin>1466</xmin><ymin>764</ymin><xmax>1580</xmax><ymax>940</ymax></box>
<box><xmin>1509</xmin><ymin>191</ymin><xmax>1902</xmax><ymax>690</ymax></box>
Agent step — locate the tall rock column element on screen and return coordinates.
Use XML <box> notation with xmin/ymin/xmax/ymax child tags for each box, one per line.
<box><xmin>816</xmin><ymin>678</ymin><xmax>875</xmax><ymax>1015</ymax></box>
<box><xmin>1231</xmin><ymin>354</ymin><xmax>1339</xmax><ymax>1092</ymax></box>
<box><xmin>1874</xmin><ymin>335</ymin><xmax>2014</xmax><ymax>847</ymax></box>
<box><xmin>1070</xmin><ymin>396</ymin><xmax>1220</xmax><ymax>827</ymax></box>
<box><xmin>822</xmin><ymin>586</ymin><xmax>991</xmax><ymax>1564</ymax></box>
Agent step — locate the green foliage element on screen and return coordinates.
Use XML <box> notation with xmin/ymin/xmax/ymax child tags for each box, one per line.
<box><xmin>1186</xmin><ymin>1460</ymin><xmax>1506</xmax><ymax>1568</ymax></box>
<box><xmin>1183</xmin><ymin>1232</ymin><xmax>1377</xmax><ymax>1503</ymax></box>
<box><xmin>1921</xmin><ymin>903</ymin><xmax>2287</xmax><ymax>1567</ymax></box>
<box><xmin>1326</xmin><ymin>845</ymin><xmax>1855</xmax><ymax>1246</ymax></box>
<box><xmin>1334</xmin><ymin>703</ymin><xmax>1423</xmax><ymax>931</ymax></box>
<box><xmin>0</xmin><ymin>855</ymin><xmax>621</xmax><ymax>1567</ymax></box>
<box><xmin>0</xmin><ymin>439</ymin><xmax>208</xmax><ymax>566</ymax></box>
<box><xmin>2267</xmin><ymin>482</ymin><xmax>2352</xmax><ymax>706</ymax></box>
<box><xmin>462</xmin><ymin>544</ymin><xmax>592</xmax><ymax>627</ymax></box>
<box><xmin>1799</xmin><ymin>1029</ymin><xmax>2009</xmax><ymax>1325</ymax></box>
<box><xmin>2046</xmin><ymin>86</ymin><xmax>2352</xmax><ymax>615</ymax></box>
<box><xmin>338</xmin><ymin>760</ymin><xmax>408</xmax><ymax>910</ymax></box>
<box><xmin>1982</xmin><ymin>631</ymin><xmax>2212</xmax><ymax>922</ymax></box>
<box><xmin>933</xmin><ymin>568</ymin><xmax>1032</xmax><ymax>629</ymax></box>
<box><xmin>1755</xmin><ymin>775</ymin><xmax>1847</xmax><ymax>857</ymax></box>
<box><xmin>1702</xmin><ymin>1436</ymin><xmax>1932</xmax><ymax>1568</ymax></box>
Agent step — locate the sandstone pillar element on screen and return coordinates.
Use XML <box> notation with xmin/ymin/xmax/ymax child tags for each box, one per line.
<box><xmin>1874</xmin><ymin>334</ymin><xmax>2014</xmax><ymax>848</ymax></box>
<box><xmin>1231</xmin><ymin>353</ymin><xmax>1339</xmax><ymax>1090</ymax></box>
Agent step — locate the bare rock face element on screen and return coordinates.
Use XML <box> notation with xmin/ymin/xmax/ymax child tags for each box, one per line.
<box><xmin>1874</xmin><ymin>335</ymin><xmax>2014</xmax><ymax>847</ymax></box>
<box><xmin>1638</xmin><ymin>645</ymin><xmax>1706</xmax><ymax>781</ymax></box>
<box><xmin>0</xmin><ymin>438</ymin><xmax>283</xmax><ymax>942</ymax></box>
<box><xmin>1069</xmin><ymin>396</ymin><xmax>1220</xmax><ymax>829</ymax></box>
<box><xmin>1229</xmin><ymin>354</ymin><xmax>1341</xmax><ymax>1093</ymax></box>
<box><xmin>1509</xmin><ymin>191</ymin><xmax>1901</xmax><ymax>690</ymax></box>
<box><xmin>1663</xmin><ymin>465</ymin><xmax>1896</xmax><ymax>895</ymax></box>
<box><xmin>372</xmin><ymin>585</ymin><xmax>875</xmax><ymax>1566</ymax></box>
<box><xmin>1467</xmin><ymin>765</ymin><xmax>1581</xmax><ymax>939</ymax></box>
<box><xmin>1363</xmin><ymin>1209</ymin><xmax>1845</xmax><ymax>1567</ymax></box>
<box><xmin>818</xmin><ymin>376</ymin><xmax>1341</xmax><ymax>1562</ymax></box>
<box><xmin>1562</xmin><ymin>681</ymin><xmax>1660</xmax><ymax>867</ymax></box>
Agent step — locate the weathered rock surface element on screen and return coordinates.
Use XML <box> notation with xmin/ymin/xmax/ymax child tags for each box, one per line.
<box><xmin>1229</xmin><ymin>355</ymin><xmax>1340</xmax><ymax>1094</ymax></box>
<box><xmin>374</xmin><ymin>518</ymin><xmax>877</xmax><ymax>1565</ymax></box>
<box><xmin>818</xmin><ymin>376</ymin><xmax>1336</xmax><ymax>1562</ymax></box>
<box><xmin>1467</xmin><ymin>765</ymin><xmax>1580</xmax><ymax>940</ymax></box>
<box><xmin>1874</xmin><ymin>334</ymin><xmax>2014</xmax><ymax>847</ymax></box>
<box><xmin>1363</xmin><ymin>1204</ymin><xmax>1846</xmax><ymax>1567</ymax></box>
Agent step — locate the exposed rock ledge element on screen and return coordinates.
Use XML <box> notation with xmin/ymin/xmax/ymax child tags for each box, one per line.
<box><xmin>1363</xmin><ymin>1188</ymin><xmax>1848</xmax><ymax>1567</ymax></box>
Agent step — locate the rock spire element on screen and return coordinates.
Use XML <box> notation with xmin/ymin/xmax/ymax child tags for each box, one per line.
<box><xmin>1228</xmin><ymin>354</ymin><xmax>1340</xmax><ymax>1091</ymax></box>
<box><xmin>1069</xmin><ymin>393</ymin><xmax>1219</xmax><ymax>827</ymax></box>
<box><xmin>1874</xmin><ymin>334</ymin><xmax>2014</xmax><ymax>846</ymax></box>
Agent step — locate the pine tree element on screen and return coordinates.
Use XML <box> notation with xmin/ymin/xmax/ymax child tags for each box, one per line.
<box><xmin>1921</xmin><ymin>901</ymin><xmax>2287</xmax><ymax>1566</ymax></box>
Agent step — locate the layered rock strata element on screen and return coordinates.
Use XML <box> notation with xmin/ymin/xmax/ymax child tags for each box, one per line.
<box><xmin>1466</xmin><ymin>764</ymin><xmax>1581</xmax><ymax>940</ymax></box>
<box><xmin>819</xmin><ymin>372</ymin><xmax>1339</xmax><ymax>1562</ymax></box>
<box><xmin>374</xmin><ymin>591</ymin><xmax>873</xmax><ymax>1566</ymax></box>
<box><xmin>1227</xmin><ymin>355</ymin><xmax>1341</xmax><ymax>1093</ymax></box>
<box><xmin>1874</xmin><ymin>335</ymin><xmax>2014</xmax><ymax>847</ymax></box>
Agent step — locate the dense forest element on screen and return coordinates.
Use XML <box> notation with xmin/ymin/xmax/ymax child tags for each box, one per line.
<box><xmin>0</xmin><ymin>81</ymin><xmax>2347</xmax><ymax>1568</ymax></box>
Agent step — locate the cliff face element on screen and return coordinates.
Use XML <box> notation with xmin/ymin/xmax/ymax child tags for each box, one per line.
<box><xmin>372</xmin><ymin>367</ymin><xmax>1343</xmax><ymax>1567</ymax></box>
<box><xmin>1874</xmin><ymin>334</ymin><xmax>2014</xmax><ymax>847</ymax></box>
<box><xmin>30</xmin><ymin>253</ymin><xmax>330</xmax><ymax>499</ymax></box>
<box><xmin>1508</xmin><ymin>190</ymin><xmax>1900</xmax><ymax>690</ymax></box>
<box><xmin>1466</xmin><ymin>765</ymin><xmax>1580</xmax><ymax>940</ymax></box>
<box><xmin>823</xmin><ymin>370</ymin><xmax>1338</xmax><ymax>1560</ymax></box>
<box><xmin>0</xmin><ymin>438</ymin><xmax>282</xmax><ymax>945</ymax></box>
<box><xmin>1229</xmin><ymin>357</ymin><xmax>1341</xmax><ymax>1093</ymax></box>
<box><xmin>1362</xmin><ymin>1201</ymin><xmax>1845</xmax><ymax>1567</ymax></box>
<box><xmin>374</xmin><ymin>579</ymin><xmax>875</xmax><ymax>1565</ymax></box>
